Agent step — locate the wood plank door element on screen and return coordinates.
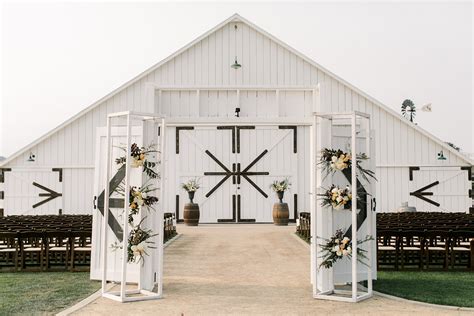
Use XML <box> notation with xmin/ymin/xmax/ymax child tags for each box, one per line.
<box><xmin>238</xmin><ymin>126</ymin><xmax>298</xmax><ymax>222</ymax></box>
<box><xmin>4</xmin><ymin>169</ymin><xmax>63</xmax><ymax>215</ymax></box>
<box><xmin>177</xmin><ymin>127</ymin><xmax>235</xmax><ymax>222</ymax></box>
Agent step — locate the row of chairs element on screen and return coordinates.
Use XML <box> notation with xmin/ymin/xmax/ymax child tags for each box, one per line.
<box><xmin>0</xmin><ymin>214</ymin><xmax>178</xmax><ymax>272</ymax></box>
<box><xmin>377</xmin><ymin>230</ymin><xmax>474</xmax><ymax>270</ymax></box>
<box><xmin>295</xmin><ymin>212</ymin><xmax>474</xmax><ymax>270</ymax></box>
<box><xmin>296</xmin><ymin>212</ymin><xmax>310</xmax><ymax>242</ymax></box>
<box><xmin>0</xmin><ymin>231</ymin><xmax>91</xmax><ymax>271</ymax></box>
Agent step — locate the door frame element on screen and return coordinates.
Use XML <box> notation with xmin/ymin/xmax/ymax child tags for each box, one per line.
<box><xmin>172</xmin><ymin>118</ymin><xmax>311</xmax><ymax>223</ymax></box>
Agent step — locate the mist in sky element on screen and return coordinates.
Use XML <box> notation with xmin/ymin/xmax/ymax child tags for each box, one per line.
<box><xmin>1</xmin><ymin>2</ymin><xmax>472</xmax><ymax>157</ymax></box>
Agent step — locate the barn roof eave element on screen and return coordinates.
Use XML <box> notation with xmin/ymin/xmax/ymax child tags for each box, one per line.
<box><xmin>1</xmin><ymin>13</ymin><xmax>472</xmax><ymax>167</ymax></box>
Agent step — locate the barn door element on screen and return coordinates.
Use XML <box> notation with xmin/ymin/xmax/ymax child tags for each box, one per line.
<box><xmin>90</xmin><ymin>126</ymin><xmax>143</xmax><ymax>281</ymax></box>
<box><xmin>176</xmin><ymin>125</ymin><xmax>299</xmax><ymax>223</ymax></box>
<box><xmin>409</xmin><ymin>167</ymin><xmax>472</xmax><ymax>212</ymax></box>
<box><xmin>3</xmin><ymin>169</ymin><xmax>63</xmax><ymax>215</ymax></box>
<box><xmin>238</xmin><ymin>126</ymin><xmax>298</xmax><ymax>222</ymax></box>
<box><xmin>177</xmin><ymin>127</ymin><xmax>235</xmax><ymax>222</ymax></box>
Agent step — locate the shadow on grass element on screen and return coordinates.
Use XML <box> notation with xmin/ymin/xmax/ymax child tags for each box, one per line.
<box><xmin>374</xmin><ymin>271</ymin><xmax>474</xmax><ymax>308</ymax></box>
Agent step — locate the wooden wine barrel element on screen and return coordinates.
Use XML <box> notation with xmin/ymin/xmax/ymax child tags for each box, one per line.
<box><xmin>272</xmin><ymin>202</ymin><xmax>289</xmax><ymax>226</ymax></box>
<box><xmin>183</xmin><ymin>203</ymin><xmax>200</xmax><ymax>226</ymax></box>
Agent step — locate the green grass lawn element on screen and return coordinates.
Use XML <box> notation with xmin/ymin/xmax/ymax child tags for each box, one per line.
<box><xmin>374</xmin><ymin>271</ymin><xmax>474</xmax><ymax>307</ymax></box>
<box><xmin>0</xmin><ymin>272</ymin><xmax>100</xmax><ymax>315</ymax></box>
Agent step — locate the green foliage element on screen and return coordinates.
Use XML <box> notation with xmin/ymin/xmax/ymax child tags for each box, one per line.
<box><xmin>181</xmin><ymin>179</ymin><xmax>200</xmax><ymax>192</ymax></box>
<box><xmin>374</xmin><ymin>271</ymin><xmax>474</xmax><ymax>307</ymax></box>
<box><xmin>270</xmin><ymin>178</ymin><xmax>291</xmax><ymax>192</ymax></box>
<box><xmin>0</xmin><ymin>272</ymin><xmax>100</xmax><ymax>315</ymax></box>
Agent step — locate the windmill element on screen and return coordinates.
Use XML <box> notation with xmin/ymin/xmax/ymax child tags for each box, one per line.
<box><xmin>401</xmin><ymin>99</ymin><xmax>416</xmax><ymax>123</ymax></box>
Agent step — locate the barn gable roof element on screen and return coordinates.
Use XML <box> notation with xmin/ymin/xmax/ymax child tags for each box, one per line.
<box><xmin>1</xmin><ymin>13</ymin><xmax>472</xmax><ymax>167</ymax></box>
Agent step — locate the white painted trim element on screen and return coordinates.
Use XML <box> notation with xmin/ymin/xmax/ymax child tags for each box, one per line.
<box><xmin>236</xmin><ymin>14</ymin><xmax>473</xmax><ymax>166</ymax></box>
<box><xmin>165</xmin><ymin>117</ymin><xmax>313</xmax><ymax>126</ymax></box>
<box><xmin>0</xmin><ymin>14</ymin><xmax>241</xmax><ymax>167</ymax></box>
<box><xmin>7</xmin><ymin>166</ymin><xmax>94</xmax><ymax>170</ymax></box>
<box><xmin>153</xmin><ymin>85</ymin><xmax>316</xmax><ymax>91</ymax></box>
<box><xmin>2</xmin><ymin>13</ymin><xmax>472</xmax><ymax>167</ymax></box>
<box><xmin>377</xmin><ymin>165</ymin><xmax>471</xmax><ymax>168</ymax></box>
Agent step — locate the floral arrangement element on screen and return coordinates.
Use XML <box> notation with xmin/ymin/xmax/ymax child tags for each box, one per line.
<box><xmin>318</xmin><ymin>229</ymin><xmax>372</xmax><ymax>269</ymax></box>
<box><xmin>116</xmin><ymin>183</ymin><xmax>159</xmax><ymax>223</ymax></box>
<box><xmin>111</xmin><ymin>218</ymin><xmax>158</xmax><ymax>264</ymax></box>
<box><xmin>319</xmin><ymin>185</ymin><xmax>352</xmax><ymax>210</ymax></box>
<box><xmin>270</xmin><ymin>178</ymin><xmax>291</xmax><ymax>192</ymax></box>
<box><xmin>181</xmin><ymin>179</ymin><xmax>200</xmax><ymax>192</ymax></box>
<box><xmin>115</xmin><ymin>143</ymin><xmax>159</xmax><ymax>179</ymax></box>
<box><xmin>319</xmin><ymin>148</ymin><xmax>376</xmax><ymax>183</ymax></box>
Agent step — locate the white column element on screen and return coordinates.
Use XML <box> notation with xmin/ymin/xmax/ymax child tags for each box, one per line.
<box><xmin>101</xmin><ymin>116</ymin><xmax>112</xmax><ymax>293</ymax></box>
<box><xmin>351</xmin><ymin>113</ymin><xmax>357</xmax><ymax>301</ymax></box>
<box><xmin>310</xmin><ymin>114</ymin><xmax>317</xmax><ymax>291</ymax></box>
<box><xmin>120</xmin><ymin>114</ymin><xmax>132</xmax><ymax>300</ymax></box>
<box><xmin>157</xmin><ymin>118</ymin><xmax>166</xmax><ymax>297</ymax></box>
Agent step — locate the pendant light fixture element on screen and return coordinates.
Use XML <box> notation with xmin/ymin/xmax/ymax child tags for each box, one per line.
<box><xmin>231</xmin><ymin>24</ymin><xmax>241</xmax><ymax>69</ymax></box>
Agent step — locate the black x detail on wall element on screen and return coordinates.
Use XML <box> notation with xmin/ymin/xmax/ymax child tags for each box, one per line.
<box><xmin>204</xmin><ymin>150</ymin><xmax>269</xmax><ymax>198</ymax></box>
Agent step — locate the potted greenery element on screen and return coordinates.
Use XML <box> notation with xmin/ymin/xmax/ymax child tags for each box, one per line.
<box><xmin>270</xmin><ymin>179</ymin><xmax>291</xmax><ymax>226</ymax></box>
<box><xmin>181</xmin><ymin>179</ymin><xmax>200</xmax><ymax>226</ymax></box>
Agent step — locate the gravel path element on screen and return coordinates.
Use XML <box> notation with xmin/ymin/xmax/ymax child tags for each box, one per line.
<box><xmin>74</xmin><ymin>224</ymin><xmax>470</xmax><ymax>315</ymax></box>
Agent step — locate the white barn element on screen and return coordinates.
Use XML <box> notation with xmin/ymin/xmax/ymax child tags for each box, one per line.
<box><xmin>0</xmin><ymin>14</ymin><xmax>472</xmax><ymax>220</ymax></box>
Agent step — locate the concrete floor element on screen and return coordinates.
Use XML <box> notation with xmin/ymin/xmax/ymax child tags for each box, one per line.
<box><xmin>75</xmin><ymin>224</ymin><xmax>469</xmax><ymax>315</ymax></box>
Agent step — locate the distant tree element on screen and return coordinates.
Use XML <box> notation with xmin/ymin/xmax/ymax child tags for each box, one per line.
<box><xmin>401</xmin><ymin>99</ymin><xmax>416</xmax><ymax>123</ymax></box>
<box><xmin>445</xmin><ymin>142</ymin><xmax>461</xmax><ymax>152</ymax></box>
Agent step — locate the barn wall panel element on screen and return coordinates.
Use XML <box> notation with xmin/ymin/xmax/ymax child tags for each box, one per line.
<box><xmin>3</xmin><ymin>18</ymin><xmax>471</xmax><ymax>216</ymax></box>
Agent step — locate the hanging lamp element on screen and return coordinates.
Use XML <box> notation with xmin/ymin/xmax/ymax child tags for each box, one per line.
<box><xmin>231</xmin><ymin>24</ymin><xmax>241</xmax><ymax>69</ymax></box>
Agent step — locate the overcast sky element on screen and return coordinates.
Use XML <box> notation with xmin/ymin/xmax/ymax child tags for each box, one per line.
<box><xmin>1</xmin><ymin>1</ymin><xmax>473</xmax><ymax>158</ymax></box>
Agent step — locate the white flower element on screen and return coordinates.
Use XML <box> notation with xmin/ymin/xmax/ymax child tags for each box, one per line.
<box><xmin>347</xmin><ymin>246</ymin><xmax>352</xmax><ymax>254</ymax></box>
<box><xmin>134</xmin><ymin>196</ymin><xmax>144</xmax><ymax>206</ymax></box>
<box><xmin>131</xmin><ymin>157</ymin><xmax>144</xmax><ymax>168</ymax></box>
<box><xmin>342</xmin><ymin>249</ymin><xmax>349</xmax><ymax>256</ymax></box>
<box><xmin>331</xmin><ymin>188</ymin><xmax>338</xmax><ymax>194</ymax></box>
<box><xmin>141</xmin><ymin>192</ymin><xmax>147</xmax><ymax>199</ymax></box>
<box><xmin>342</xmin><ymin>237</ymin><xmax>350</xmax><ymax>244</ymax></box>
<box><xmin>335</xmin><ymin>239</ymin><xmax>339</xmax><ymax>244</ymax></box>
<box><xmin>331</xmin><ymin>156</ymin><xmax>338</xmax><ymax>163</ymax></box>
<box><xmin>336</xmin><ymin>250</ymin><xmax>343</xmax><ymax>257</ymax></box>
<box><xmin>332</xmin><ymin>245</ymin><xmax>339</xmax><ymax>252</ymax></box>
<box><xmin>336</xmin><ymin>196</ymin><xmax>343</xmax><ymax>203</ymax></box>
<box><xmin>131</xmin><ymin>242</ymin><xmax>146</xmax><ymax>257</ymax></box>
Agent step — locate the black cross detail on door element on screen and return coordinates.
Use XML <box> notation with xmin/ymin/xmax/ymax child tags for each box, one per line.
<box><xmin>32</xmin><ymin>182</ymin><xmax>62</xmax><ymax>209</ymax></box>
<box><xmin>410</xmin><ymin>181</ymin><xmax>440</xmax><ymax>207</ymax></box>
<box><xmin>204</xmin><ymin>150</ymin><xmax>269</xmax><ymax>198</ymax></box>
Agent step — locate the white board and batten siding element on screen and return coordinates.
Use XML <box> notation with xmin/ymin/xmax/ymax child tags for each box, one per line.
<box><xmin>0</xmin><ymin>14</ymin><xmax>472</xmax><ymax>217</ymax></box>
